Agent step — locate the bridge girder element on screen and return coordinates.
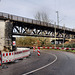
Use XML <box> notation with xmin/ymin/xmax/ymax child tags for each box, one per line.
<box><xmin>0</xmin><ymin>12</ymin><xmax>75</xmax><ymax>39</ymax></box>
<box><xmin>12</xmin><ymin>21</ymin><xmax>75</xmax><ymax>39</ymax></box>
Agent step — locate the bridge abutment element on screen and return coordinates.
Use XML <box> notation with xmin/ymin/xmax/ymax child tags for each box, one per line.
<box><xmin>0</xmin><ymin>20</ymin><xmax>13</xmax><ymax>51</ymax></box>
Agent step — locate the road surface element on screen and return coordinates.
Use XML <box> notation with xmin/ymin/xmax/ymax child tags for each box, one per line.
<box><xmin>0</xmin><ymin>50</ymin><xmax>75</xmax><ymax>75</ymax></box>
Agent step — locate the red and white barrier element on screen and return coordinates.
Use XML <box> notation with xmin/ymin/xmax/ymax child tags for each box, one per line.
<box><xmin>33</xmin><ymin>47</ymin><xmax>35</xmax><ymax>52</ymax></box>
<box><xmin>34</xmin><ymin>46</ymin><xmax>75</xmax><ymax>50</ymax></box>
<box><xmin>1</xmin><ymin>46</ymin><xmax>75</xmax><ymax>64</ymax></box>
<box><xmin>37</xmin><ymin>47</ymin><xmax>40</xmax><ymax>56</ymax></box>
<box><xmin>0</xmin><ymin>51</ymin><xmax>2</xmax><ymax>66</ymax></box>
<box><xmin>47</xmin><ymin>47</ymin><xmax>49</xmax><ymax>49</ymax></box>
<box><xmin>43</xmin><ymin>47</ymin><xmax>45</xmax><ymax>49</ymax></box>
<box><xmin>15</xmin><ymin>48</ymin><xmax>30</xmax><ymax>60</ymax></box>
<box><xmin>56</xmin><ymin>47</ymin><xmax>59</xmax><ymax>49</ymax></box>
<box><xmin>66</xmin><ymin>48</ymin><xmax>69</xmax><ymax>50</ymax></box>
<box><xmin>71</xmin><ymin>48</ymin><xmax>74</xmax><ymax>50</ymax></box>
<box><xmin>2</xmin><ymin>52</ymin><xmax>14</xmax><ymax>63</ymax></box>
<box><xmin>14</xmin><ymin>49</ymin><xmax>30</xmax><ymax>60</ymax></box>
<box><xmin>1</xmin><ymin>48</ymin><xmax>30</xmax><ymax>63</ymax></box>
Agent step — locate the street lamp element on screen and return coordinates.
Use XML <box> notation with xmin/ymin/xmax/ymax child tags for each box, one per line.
<box><xmin>54</xmin><ymin>22</ymin><xmax>56</xmax><ymax>47</ymax></box>
<box><xmin>63</xmin><ymin>24</ymin><xmax>65</xmax><ymax>48</ymax></box>
<box><xmin>56</xmin><ymin>11</ymin><xmax>59</xmax><ymax>25</ymax></box>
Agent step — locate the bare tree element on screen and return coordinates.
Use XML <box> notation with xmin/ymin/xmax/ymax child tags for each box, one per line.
<box><xmin>34</xmin><ymin>11</ymin><xmax>51</xmax><ymax>23</ymax></box>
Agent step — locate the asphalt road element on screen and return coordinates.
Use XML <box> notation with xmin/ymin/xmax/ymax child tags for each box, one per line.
<box><xmin>0</xmin><ymin>50</ymin><xmax>75</xmax><ymax>75</ymax></box>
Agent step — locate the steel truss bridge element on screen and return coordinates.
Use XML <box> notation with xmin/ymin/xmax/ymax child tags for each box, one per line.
<box><xmin>0</xmin><ymin>12</ymin><xmax>75</xmax><ymax>39</ymax></box>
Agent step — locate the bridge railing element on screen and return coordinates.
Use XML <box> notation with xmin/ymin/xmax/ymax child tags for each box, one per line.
<box><xmin>0</xmin><ymin>12</ymin><xmax>75</xmax><ymax>33</ymax></box>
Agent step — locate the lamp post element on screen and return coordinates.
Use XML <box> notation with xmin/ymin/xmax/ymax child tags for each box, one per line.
<box><xmin>56</xmin><ymin>11</ymin><xmax>59</xmax><ymax>25</ymax></box>
<box><xmin>55</xmin><ymin>22</ymin><xmax>56</xmax><ymax>47</ymax></box>
<box><xmin>63</xmin><ymin>24</ymin><xmax>65</xmax><ymax>48</ymax></box>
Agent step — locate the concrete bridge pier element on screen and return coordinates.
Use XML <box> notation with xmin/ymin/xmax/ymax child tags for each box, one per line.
<box><xmin>0</xmin><ymin>20</ymin><xmax>13</xmax><ymax>51</ymax></box>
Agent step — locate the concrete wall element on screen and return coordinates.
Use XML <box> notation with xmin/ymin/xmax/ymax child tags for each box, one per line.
<box><xmin>0</xmin><ymin>20</ymin><xmax>13</xmax><ymax>51</ymax></box>
<box><xmin>5</xmin><ymin>20</ymin><xmax>13</xmax><ymax>49</ymax></box>
<box><xmin>0</xmin><ymin>20</ymin><xmax>6</xmax><ymax>50</ymax></box>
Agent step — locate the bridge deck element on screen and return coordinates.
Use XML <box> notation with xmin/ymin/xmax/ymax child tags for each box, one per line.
<box><xmin>0</xmin><ymin>12</ymin><xmax>75</xmax><ymax>33</ymax></box>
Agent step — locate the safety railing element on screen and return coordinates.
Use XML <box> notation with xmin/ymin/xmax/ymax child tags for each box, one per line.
<box><xmin>0</xmin><ymin>12</ymin><xmax>75</xmax><ymax>32</ymax></box>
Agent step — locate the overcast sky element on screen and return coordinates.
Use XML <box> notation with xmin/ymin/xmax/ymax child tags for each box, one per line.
<box><xmin>0</xmin><ymin>0</ymin><xmax>75</xmax><ymax>29</ymax></box>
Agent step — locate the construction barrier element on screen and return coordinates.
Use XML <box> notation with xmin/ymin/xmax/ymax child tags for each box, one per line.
<box><xmin>37</xmin><ymin>47</ymin><xmax>40</xmax><ymax>56</ymax></box>
<box><xmin>33</xmin><ymin>47</ymin><xmax>75</xmax><ymax>50</ymax></box>
<box><xmin>2</xmin><ymin>52</ymin><xmax>14</xmax><ymax>63</ymax></box>
<box><xmin>43</xmin><ymin>47</ymin><xmax>45</xmax><ymax>49</ymax></box>
<box><xmin>72</xmin><ymin>48</ymin><xmax>74</xmax><ymax>50</ymax></box>
<box><xmin>14</xmin><ymin>48</ymin><xmax>30</xmax><ymax>60</ymax></box>
<box><xmin>0</xmin><ymin>51</ymin><xmax>2</xmax><ymax>66</ymax></box>
<box><xmin>33</xmin><ymin>46</ymin><xmax>35</xmax><ymax>52</ymax></box>
<box><xmin>1</xmin><ymin>48</ymin><xmax>30</xmax><ymax>64</ymax></box>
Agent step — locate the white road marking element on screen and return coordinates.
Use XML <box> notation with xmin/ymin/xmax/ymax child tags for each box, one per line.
<box><xmin>23</xmin><ymin>52</ymin><xmax>57</xmax><ymax>75</ymax></box>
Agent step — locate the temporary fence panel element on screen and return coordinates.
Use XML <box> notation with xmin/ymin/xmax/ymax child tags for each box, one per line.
<box><xmin>14</xmin><ymin>51</ymin><xmax>23</xmax><ymax>60</ymax></box>
<box><xmin>22</xmin><ymin>50</ymin><xmax>30</xmax><ymax>58</ymax></box>
<box><xmin>14</xmin><ymin>48</ymin><xmax>30</xmax><ymax>60</ymax></box>
<box><xmin>2</xmin><ymin>52</ymin><xmax>14</xmax><ymax>63</ymax></box>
